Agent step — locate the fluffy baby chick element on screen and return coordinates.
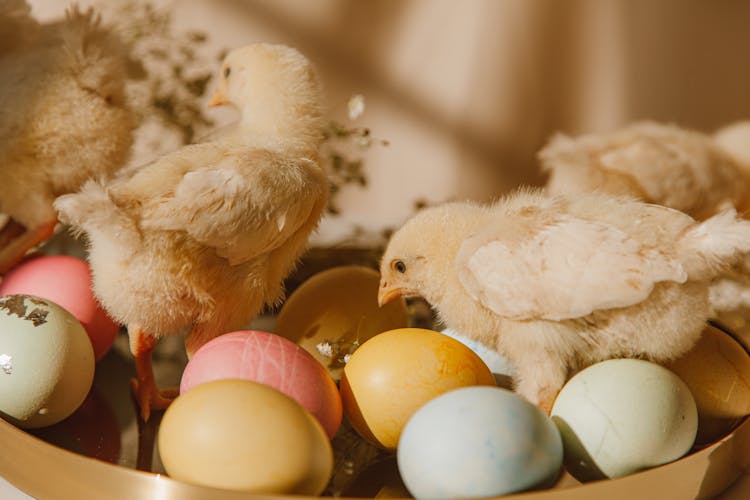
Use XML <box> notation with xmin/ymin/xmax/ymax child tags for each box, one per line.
<box><xmin>55</xmin><ymin>43</ymin><xmax>329</xmax><ymax>421</ymax></box>
<box><xmin>378</xmin><ymin>190</ymin><xmax>750</xmax><ymax>413</ymax></box>
<box><xmin>0</xmin><ymin>5</ymin><xmax>134</xmax><ymax>273</ymax></box>
<box><xmin>540</xmin><ymin>121</ymin><xmax>750</xmax><ymax>221</ymax></box>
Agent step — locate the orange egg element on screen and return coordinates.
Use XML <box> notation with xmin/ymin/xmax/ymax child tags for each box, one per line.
<box><xmin>275</xmin><ymin>266</ymin><xmax>409</xmax><ymax>380</ymax></box>
<box><xmin>340</xmin><ymin>328</ymin><xmax>496</xmax><ymax>450</ymax></box>
<box><xmin>665</xmin><ymin>324</ymin><xmax>750</xmax><ymax>445</ymax></box>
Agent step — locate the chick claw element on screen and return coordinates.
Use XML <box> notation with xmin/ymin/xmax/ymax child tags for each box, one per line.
<box><xmin>130</xmin><ymin>378</ymin><xmax>178</xmax><ymax>422</ymax></box>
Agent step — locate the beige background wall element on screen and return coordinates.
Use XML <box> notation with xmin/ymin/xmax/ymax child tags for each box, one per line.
<box><xmin>28</xmin><ymin>0</ymin><xmax>750</xmax><ymax>245</ymax></box>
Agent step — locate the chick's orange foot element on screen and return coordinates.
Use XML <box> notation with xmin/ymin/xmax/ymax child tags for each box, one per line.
<box><xmin>129</xmin><ymin>326</ymin><xmax>178</xmax><ymax>421</ymax></box>
<box><xmin>130</xmin><ymin>378</ymin><xmax>178</xmax><ymax>422</ymax></box>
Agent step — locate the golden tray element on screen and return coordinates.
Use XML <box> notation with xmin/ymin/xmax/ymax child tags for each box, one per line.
<box><xmin>0</xmin><ymin>325</ymin><xmax>749</xmax><ymax>500</ymax></box>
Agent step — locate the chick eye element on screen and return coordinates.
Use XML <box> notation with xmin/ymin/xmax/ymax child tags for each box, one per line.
<box><xmin>393</xmin><ymin>260</ymin><xmax>407</xmax><ymax>273</ymax></box>
<box><xmin>224</xmin><ymin>66</ymin><xmax>231</xmax><ymax>78</ymax></box>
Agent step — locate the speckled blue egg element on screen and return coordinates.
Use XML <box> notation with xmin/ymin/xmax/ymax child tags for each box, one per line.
<box><xmin>397</xmin><ymin>386</ymin><xmax>562</xmax><ymax>499</ymax></box>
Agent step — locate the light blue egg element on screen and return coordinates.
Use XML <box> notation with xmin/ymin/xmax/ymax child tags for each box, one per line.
<box><xmin>441</xmin><ymin>328</ymin><xmax>516</xmax><ymax>378</ymax></box>
<box><xmin>397</xmin><ymin>386</ymin><xmax>563</xmax><ymax>499</ymax></box>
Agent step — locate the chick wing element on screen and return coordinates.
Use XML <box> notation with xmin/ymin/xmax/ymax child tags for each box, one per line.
<box><xmin>456</xmin><ymin>215</ymin><xmax>688</xmax><ymax>321</ymax></box>
<box><xmin>139</xmin><ymin>149</ymin><xmax>327</xmax><ymax>265</ymax></box>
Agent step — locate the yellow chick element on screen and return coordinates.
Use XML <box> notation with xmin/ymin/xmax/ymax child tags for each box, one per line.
<box><xmin>378</xmin><ymin>190</ymin><xmax>750</xmax><ymax>413</ymax></box>
<box><xmin>540</xmin><ymin>121</ymin><xmax>750</xmax><ymax>221</ymax></box>
<box><xmin>0</xmin><ymin>5</ymin><xmax>134</xmax><ymax>273</ymax></box>
<box><xmin>55</xmin><ymin>43</ymin><xmax>329</xmax><ymax>421</ymax></box>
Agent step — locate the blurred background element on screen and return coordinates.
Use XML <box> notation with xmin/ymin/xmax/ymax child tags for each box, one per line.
<box><xmin>27</xmin><ymin>0</ymin><xmax>750</xmax><ymax>246</ymax></box>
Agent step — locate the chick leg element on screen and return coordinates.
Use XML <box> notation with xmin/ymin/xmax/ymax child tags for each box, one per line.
<box><xmin>128</xmin><ymin>326</ymin><xmax>178</xmax><ymax>421</ymax></box>
<box><xmin>514</xmin><ymin>364</ymin><xmax>567</xmax><ymax>415</ymax></box>
<box><xmin>0</xmin><ymin>219</ymin><xmax>56</xmax><ymax>274</ymax></box>
<box><xmin>184</xmin><ymin>323</ymin><xmax>221</xmax><ymax>359</ymax></box>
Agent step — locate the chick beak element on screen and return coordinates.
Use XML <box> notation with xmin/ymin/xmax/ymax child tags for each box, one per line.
<box><xmin>378</xmin><ymin>280</ymin><xmax>403</xmax><ymax>307</ymax></box>
<box><xmin>208</xmin><ymin>87</ymin><xmax>228</xmax><ymax>107</ymax></box>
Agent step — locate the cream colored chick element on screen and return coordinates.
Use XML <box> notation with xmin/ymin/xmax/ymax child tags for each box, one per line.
<box><xmin>378</xmin><ymin>190</ymin><xmax>750</xmax><ymax>413</ymax></box>
<box><xmin>55</xmin><ymin>43</ymin><xmax>329</xmax><ymax>421</ymax></box>
<box><xmin>540</xmin><ymin>121</ymin><xmax>750</xmax><ymax>221</ymax></box>
<box><xmin>0</xmin><ymin>6</ymin><xmax>134</xmax><ymax>273</ymax></box>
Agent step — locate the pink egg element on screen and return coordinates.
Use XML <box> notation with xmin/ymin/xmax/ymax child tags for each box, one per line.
<box><xmin>181</xmin><ymin>330</ymin><xmax>343</xmax><ymax>438</ymax></box>
<box><xmin>0</xmin><ymin>255</ymin><xmax>119</xmax><ymax>361</ymax></box>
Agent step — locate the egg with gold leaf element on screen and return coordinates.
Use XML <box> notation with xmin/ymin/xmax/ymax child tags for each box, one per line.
<box><xmin>0</xmin><ymin>294</ymin><xmax>95</xmax><ymax>428</ymax></box>
<box><xmin>275</xmin><ymin>266</ymin><xmax>409</xmax><ymax>380</ymax></box>
<box><xmin>665</xmin><ymin>323</ymin><xmax>750</xmax><ymax>445</ymax></box>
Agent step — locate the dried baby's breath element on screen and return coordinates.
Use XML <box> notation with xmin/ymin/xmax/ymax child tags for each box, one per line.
<box><xmin>96</xmin><ymin>0</ymin><xmax>219</xmax><ymax>155</ymax></box>
<box><xmin>347</xmin><ymin>94</ymin><xmax>365</xmax><ymax>121</ymax></box>
<box><xmin>316</xmin><ymin>341</ymin><xmax>334</xmax><ymax>358</ymax></box>
<box><xmin>321</xmin><ymin>95</ymin><xmax>389</xmax><ymax>216</ymax></box>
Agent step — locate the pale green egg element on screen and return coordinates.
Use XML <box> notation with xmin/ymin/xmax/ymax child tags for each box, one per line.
<box><xmin>0</xmin><ymin>294</ymin><xmax>95</xmax><ymax>428</ymax></box>
<box><xmin>551</xmin><ymin>359</ymin><xmax>697</xmax><ymax>481</ymax></box>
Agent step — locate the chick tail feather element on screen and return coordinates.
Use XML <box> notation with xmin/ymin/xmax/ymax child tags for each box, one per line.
<box><xmin>58</xmin><ymin>6</ymin><xmax>127</xmax><ymax>86</ymax></box>
<box><xmin>54</xmin><ymin>180</ymin><xmax>140</xmax><ymax>251</ymax></box>
<box><xmin>678</xmin><ymin>208</ymin><xmax>750</xmax><ymax>280</ymax></box>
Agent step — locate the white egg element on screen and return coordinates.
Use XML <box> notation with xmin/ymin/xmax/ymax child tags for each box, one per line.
<box><xmin>551</xmin><ymin>358</ymin><xmax>697</xmax><ymax>481</ymax></box>
<box><xmin>397</xmin><ymin>386</ymin><xmax>563</xmax><ymax>499</ymax></box>
<box><xmin>440</xmin><ymin>328</ymin><xmax>516</xmax><ymax>386</ymax></box>
<box><xmin>0</xmin><ymin>295</ymin><xmax>95</xmax><ymax>428</ymax></box>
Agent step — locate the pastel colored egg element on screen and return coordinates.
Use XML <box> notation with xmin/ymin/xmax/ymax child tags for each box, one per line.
<box><xmin>275</xmin><ymin>266</ymin><xmax>409</xmax><ymax>380</ymax></box>
<box><xmin>158</xmin><ymin>379</ymin><xmax>333</xmax><ymax>494</ymax></box>
<box><xmin>551</xmin><ymin>359</ymin><xmax>697</xmax><ymax>481</ymax></box>
<box><xmin>340</xmin><ymin>328</ymin><xmax>496</xmax><ymax>450</ymax></box>
<box><xmin>0</xmin><ymin>295</ymin><xmax>95</xmax><ymax>428</ymax></box>
<box><xmin>180</xmin><ymin>330</ymin><xmax>342</xmax><ymax>438</ymax></box>
<box><xmin>665</xmin><ymin>324</ymin><xmax>750</xmax><ymax>445</ymax></box>
<box><xmin>0</xmin><ymin>255</ymin><xmax>119</xmax><ymax>360</ymax></box>
<box><xmin>398</xmin><ymin>387</ymin><xmax>563</xmax><ymax>499</ymax></box>
<box><xmin>441</xmin><ymin>327</ymin><xmax>516</xmax><ymax>388</ymax></box>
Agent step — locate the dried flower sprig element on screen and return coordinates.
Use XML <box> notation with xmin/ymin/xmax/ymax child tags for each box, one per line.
<box><xmin>95</xmin><ymin>0</ymin><xmax>219</xmax><ymax>154</ymax></box>
<box><xmin>321</xmin><ymin>95</ymin><xmax>389</xmax><ymax>216</ymax></box>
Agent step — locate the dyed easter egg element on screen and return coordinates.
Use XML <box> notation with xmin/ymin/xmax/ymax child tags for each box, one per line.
<box><xmin>275</xmin><ymin>266</ymin><xmax>409</xmax><ymax>380</ymax></box>
<box><xmin>0</xmin><ymin>255</ymin><xmax>119</xmax><ymax>360</ymax></box>
<box><xmin>551</xmin><ymin>359</ymin><xmax>697</xmax><ymax>481</ymax></box>
<box><xmin>398</xmin><ymin>387</ymin><xmax>563</xmax><ymax>499</ymax></box>
<box><xmin>340</xmin><ymin>328</ymin><xmax>495</xmax><ymax>450</ymax></box>
<box><xmin>159</xmin><ymin>379</ymin><xmax>333</xmax><ymax>494</ymax></box>
<box><xmin>441</xmin><ymin>328</ymin><xmax>516</xmax><ymax>387</ymax></box>
<box><xmin>180</xmin><ymin>330</ymin><xmax>342</xmax><ymax>438</ymax></box>
<box><xmin>665</xmin><ymin>324</ymin><xmax>750</xmax><ymax>445</ymax></box>
<box><xmin>0</xmin><ymin>295</ymin><xmax>95</xmax><ymax>428</ymax></box>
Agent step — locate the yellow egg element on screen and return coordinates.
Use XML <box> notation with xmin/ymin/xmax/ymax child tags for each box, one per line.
<box><xmin>275</xmin><ymin>266</ymin><xmax>409</xmax><ymax>380</ymax></box>
<box><xmin>340</xmin><ymin>328</ymin><xmax>496</xmax><ymax>451</ymax></box>
<box><xmin>0</xmin><ymin>295</ymin><xmax>94</xmax><ymax>429</ymax></box>
<box><xmin>158</xmin><ymin>379</ymin><xmax>333</xmax><ymax>494</ymax></box>
<box><xmin>665</xmin><ymin>324</ymin><xmax>750</xmax><ymax>445</ymax></box>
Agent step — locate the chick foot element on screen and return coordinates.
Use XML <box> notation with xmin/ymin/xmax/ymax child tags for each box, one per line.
<box><xmin>129</xmin><ymin>325</ymin><xmax>177</xmax><ymax>421</ymax></box>
<box><xmin>130</xmin><ymin>378</ymin><xmax>178</xmax><ymax>422</ymax></box>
